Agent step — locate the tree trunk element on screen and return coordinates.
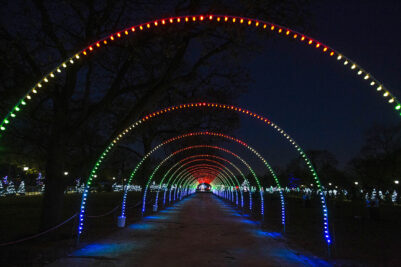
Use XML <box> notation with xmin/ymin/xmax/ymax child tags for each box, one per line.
<box><xmin>40</xmin><ymin>162</ymin><xmax>66</xmax><ymax>230</ymax></box>
<box><xmin>40</xmin><ymin>94</ymin><xmax>68</xmax><ymax>230</ymax></box>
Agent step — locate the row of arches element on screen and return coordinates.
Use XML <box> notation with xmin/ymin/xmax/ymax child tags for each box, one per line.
<box><xmin>1</xmin><ymin>14</ymin><xmax>399</xmax><ymax>252</ymax></box>
<box><xmin>76</xmin><ymin>103</ymin><xmax>331</xmax><ymax>247</ymax></box>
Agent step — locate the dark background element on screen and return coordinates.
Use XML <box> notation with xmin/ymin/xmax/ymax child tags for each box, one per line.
<box><xmin>238</xmin><ymin>0</ymin><xmax>401</xmax><ymax>168</ymax></box>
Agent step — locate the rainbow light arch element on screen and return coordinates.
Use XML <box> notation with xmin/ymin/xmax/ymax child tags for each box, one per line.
<box><xmin>174</xmin><ymin>166</ymin><xmax>234</xmax><ymax>196</ymax></box>
<box><xmin>1</xmin><ymin>14</ymin><xmax>399</xmax><ymax>134</ymax></box>
<box><xmin>126</xmin><ymin>131</ymin><xmax>285</xmax><ymax>224</ymax></box>
<box><xmin>155</xmin><ymin>154</ymin><xmax>247</xmax><ymax>207</ymax></box>
<box><xmin>162</xmin><ymin>161</ymin><xmax>241</xmax><ymax>204</ymax></box>
<box><xmin>167</xmin><ymin>166</ymin><xmax>226</xmax><ymax>201</ymax></box>
<box><xmin>168</xmin><ymin>161</ymin><xmax>238</xmax><ymax>187</ymax></box>
<box><xmin>120</xmin><ymin>131</ymin><xmax>270</xmax><ymax>217</ymax></box>
<box><xmin>171</xmin><ymin>165</ymin><xmax>240</xmax><ymax>204</ymax></box>
<box><xmin>140</xmin><ymin>145</ymin><xmax>261</xmax><ymax>214</ymax></box>
<box><xmin>155</xmin><ymin>158</ymin><xmax>241</xmax><ymax>203</ymax></box>
<box><xmin>173</xmin><ymin>166</ymin><xmax>234</xmax><ymax>201</ymax></box>
<box><xmin>77</xmin><ymin>102</ymin><xmax>332</xmax><ymax>246</ymax></box>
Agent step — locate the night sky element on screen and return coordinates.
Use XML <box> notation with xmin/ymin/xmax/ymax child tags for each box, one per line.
<box><xmin>236</xmin><ymin>0</ymin><xmax>401</xmax><ymax>168</ymax></box>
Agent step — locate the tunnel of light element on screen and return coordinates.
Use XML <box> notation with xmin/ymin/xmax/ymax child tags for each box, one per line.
<box><xmin>154</xmin><ymin>154</ymin><xmax>247</xmax><ymax>208</ymax></box>
<box><xmin>139</xmin><ymin>145</ymin><xmax>261</xmax><ymax>215</ymax></box>
<box><xmin>120</xmin><ymin>132</ymin><xmax>283</xmax><ymax>223</ymax></box>
<box><xmin>0</xmin><ymin>13</ymin><xmax>384</xmax><ymax>247</ymax></box>
<box><xmin>74</xmin><ymin>103</ymin><xmax>331</xmax><ymax>246</ymax></box>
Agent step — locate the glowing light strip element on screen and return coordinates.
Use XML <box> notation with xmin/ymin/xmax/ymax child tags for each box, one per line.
<box><xmin>170</xmin><ymin>169</ymin><xmax>228</xmax><ymax>202</ymax></box>
<box><xmin>162</xmin><ymin>158</ymin><xmax>241</xmax><ymax>189</ymax></box>
<box><xmin>140</xmin><ymin>145</ymin><xmax>259</xmax><ymax>213</ymax></box>
<box><xmin>151</xmin><ymin>154</ymin><xmax>253</xmax><ymax>210</ymax></box>
<box><xmin>168</xmin><ymin>166</ymin><xmax>233</xmax><ymax>193</ymax></box>
<box><xmin>1</xmin><ymin>14</ymin><xmax>399</xmax><ymax>134</ymax></box>
<box><xmin>173</xmin><ymin>167</ymin><xmax>231</xmax><ymax>197</ymax></box>
<box><xmin>122</xmin><ymin>142</ymin><xmax>261</xmax><ymax>218</ymax></box>
<box><xmin>174</xmin><ymin>165</ymin><xmax>234</xmax><ymax>190</ymax></box>
<box><xmin>156</xmin><ymin>154</ymin><xmax>245</xmax><ymax>207</ymax></box>
<box><xmin>162</xmin><ymin>156</ymin><xmax>244</xmax><ymax>189</ymax></box>
<box><xmin>167</xmin><ymin>132</ymin><xmax>284</xmax><ymax>224</ymax></box>
<box><xmin>171</xmin><ymin>161</ymin><xmax>254</xmax><ymax>210</ymax></box>
<box><xmin>78</xmin><ymin>102</ymin><xmax>330</xmax><ymax>246</ymax></box>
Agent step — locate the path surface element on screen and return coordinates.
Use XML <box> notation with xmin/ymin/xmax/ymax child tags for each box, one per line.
<box><xmin>50</xmin><ymin>193</ymin><xmax>331</xmax><ymax>267</ymax></box>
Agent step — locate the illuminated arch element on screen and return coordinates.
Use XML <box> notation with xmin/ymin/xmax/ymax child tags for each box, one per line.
<box><xmin>175</xmin><ymin>168</ymin><xmax>232</xmax><ymax>200</ymax></box>
<box><xmin>140</xmin><ymin>145</ymin><xmax>261</xmax><ymax>214</ymax></box>
<box><xmin>154</xmin><ymin>154</ymin><xmax>247</xmax><ymax>207</ymax></box>
<box><xmin>176</xmin><ymin>166</ymin><xmax>240</xmax><ymax>203</ymax></box>
<box><xmin>77</xmin><ymin>102</ymin><xmax>332</xmax><ymax>246</ymax></box>
<box><xmin>163</xmin><ymin>165</ymin><xmax>233</xmax><ymax>204</ymax></box>
<box><xmin>173</xmin><ymin>166</ymin><xmax>233</xmax><ymax>200</ymax></box>
<box><xmin>154</xmin><ymin>158</ymin><xmax>242</xmax><ymax>206</ymax></box>
<box><xmin>164</xmin><ymin>164</ymin><xmax>237</xmax><ymax>203</ymax></box>
<box><xmin>1</xmin><ymin>14</ymin><xmax>399</xmax><ymax>134</ymax></box>
<box><xmin>170</xmin><ymin>164</ymin><xmax>237</xmax><ymax>201</ymax></box>
<box><xmin>117</xmin><ymin>130</ymin><xmax>286</xmax><ymax>223</ymax></box>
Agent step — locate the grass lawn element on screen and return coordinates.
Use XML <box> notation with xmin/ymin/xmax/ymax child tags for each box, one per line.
<box><xmin>1</xmin><ymin>191</ymin><xmax>401</xmax><ymax>266</ymax></box>
<box><xmin>0</xmin><ymin>191</ymin><xmax>143</xmax><ymax>266</ymax></box>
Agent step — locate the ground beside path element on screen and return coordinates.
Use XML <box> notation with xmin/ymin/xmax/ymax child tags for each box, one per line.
<box><xmin>49</xmin><ymin>193</ymin><xmax>332</xmax><ymax>267</ymax></box>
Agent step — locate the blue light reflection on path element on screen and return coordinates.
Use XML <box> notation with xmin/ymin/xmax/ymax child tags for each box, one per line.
<box><xmin>49</xmin><ymin>193</ymin><xmax>332</xmax><ymax>266</ymax></box>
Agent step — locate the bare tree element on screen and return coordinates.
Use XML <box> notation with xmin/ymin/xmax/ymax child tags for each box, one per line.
<box><xmin>0</xmin><ymin>0</ymin><xmax>313</xmax><ymax>229</ymax></box>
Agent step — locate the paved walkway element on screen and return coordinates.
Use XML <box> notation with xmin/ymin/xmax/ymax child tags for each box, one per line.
<box><xmin>50</xmin><ymin>193</ymin><xmax>331</xmax><ymax>266</ymax></box>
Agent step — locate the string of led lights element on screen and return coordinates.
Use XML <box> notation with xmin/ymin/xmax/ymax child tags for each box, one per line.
<box><xmin>162</xmin><ymin>157</ymin><xmax>251</xmax><ymax>209</ymax></box>
<box><xmin>1</xmin><ymin>14</ymin><xmax>399</xmax><ymax>136</ymax></box>
<box><xmin>167</xmin><ymin>159</ymin><xmax>240</xmax><ymax>200</ymax></box>
<box><xmin>179</xmin><ymin>171</ymin><xmax>229</xmax><ymax>200</ymax></box>
<box><xmin>124</xmin><ymin>129</ymin><xmax>286</xmax><ymax>217</ymax></box>
<box><xmin>155</xmin><ymin>154</ymin><xmax>246</xmax><ymax>207</ymax></box>
<box><xmin>154</xmin><ymin>158</ymin><xmax>241</xmax><ymax>207</ymax></box>
<box><xmin>76</xmin><ymin>102</ymin><xmax>331</xmax><ymax>247</ymax></box>
<box><xmin>173</xmin><ymin>168</ymin><xmax>231</xmax><ymax>201</ymax></box>
<box><xmin>166</xmin><ymin>132</ymin><xmax>285</xmax><ymax>225</ymax></box>
<box><xmin>121</xmin><ymin>147</ymin><xmax>244</xmax><ymax>218</ymax></box>
<box><xmin>140</xmin><ymin>145</ymin><xmax>260</xmax><ymax>214</ymax></box>
<box><xmin>156</xmin><ymin>154</ymin><xmax>250</xmax><ymax>206</ymax></box>
<box><xmin>122</xmin><ymin>139</ymin><xmax>261</xmax><ymax>218</ymax></box>
<box><xmin>158</xmin><ymin>159</ymin><xmax>250</xmax><ymax>207</ymax></box>
<box><xmin>183</xmin><ymin>169</ymin><xmax>236</xmax><ymax>202</ymax></box>
<box><xmin>164</xmin><ymin>160</ymin><xmax>240</xmax><ymax>189</ymax></box>
<box><xmin>170</xmin><ymin>170</ymin><xmax>227</xmax><ymax>202</ymax></box>
<box><xmin>153</xmin><ymin>162</ymin><xmax>237</xmax><ymax>209</ymax></box>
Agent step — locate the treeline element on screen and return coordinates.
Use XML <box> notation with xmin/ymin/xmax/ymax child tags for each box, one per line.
<box><xmin>274</xmin><ymin>123</ymin><xmax>401</xmax><ymax>190</ymax></box>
